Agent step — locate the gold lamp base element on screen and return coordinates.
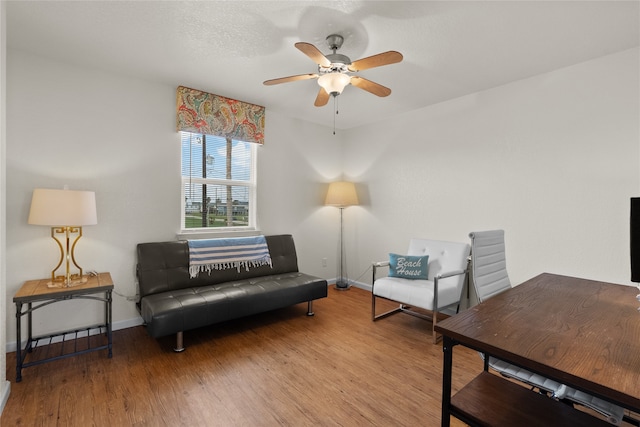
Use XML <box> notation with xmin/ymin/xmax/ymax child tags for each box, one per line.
<box><xmin>48</xmin><ymin>226</ymin><xmax>87</xmax><ymax>288</ymax></box>
<box><xmin>46</xmin><ymin>274</ymin><xmax>89</xmax><ymax>289</ymax></box>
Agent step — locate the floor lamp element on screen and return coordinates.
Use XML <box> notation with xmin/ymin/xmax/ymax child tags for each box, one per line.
<box><xmin>325</xmin><ymin>181</ymin><xmax>359</xmax><ymax>290</ymax></box>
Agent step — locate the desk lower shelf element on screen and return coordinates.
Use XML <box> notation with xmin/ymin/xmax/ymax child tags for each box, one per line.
<box><xmin>450</xmin><ymin>371</ymin><xmax>612</xmax><ymax>427</ymax></box>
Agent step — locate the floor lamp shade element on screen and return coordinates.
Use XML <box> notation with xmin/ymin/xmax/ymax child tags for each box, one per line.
<box><xmin>28</xmin><ymin>188</ymin><xmax>97</xmax><ymax>287</ymax></box>
<box><xmin>325</xmin><ymin>181</ymin><xmax>359</xmax><ymax>207</ymax></box>
<box><xmin>325</xmin><ymin>181</ymin><xmax>358</xmax><ymax>290</ymax></box>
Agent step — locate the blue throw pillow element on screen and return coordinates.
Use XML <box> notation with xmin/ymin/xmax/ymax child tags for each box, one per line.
<box><xmin>388</xmin><ymin>253</ymin><xmax>429</xmax><ymax>280</ymax></box>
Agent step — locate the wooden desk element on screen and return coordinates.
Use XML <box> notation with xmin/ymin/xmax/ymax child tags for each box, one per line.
<box><xmin>13</xmin><ymin>272</ymin><xmax>113</xmax><ymax>382</ymax></box>
<box><xmin>435</xmin><ymin>273</ymin><xmax>640</xmax><ymax>426</ymax></box>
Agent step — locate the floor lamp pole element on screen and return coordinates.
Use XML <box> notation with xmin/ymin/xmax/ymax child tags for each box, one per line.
<box><xmin>324</xmin><ymin>180</ymin><xmax>358</xmax><ymax>291</ymax></box>
<box><xmin>336</xmin><ymin>206</ymin><xmax>349</xmax><ymax>290</ymax></box>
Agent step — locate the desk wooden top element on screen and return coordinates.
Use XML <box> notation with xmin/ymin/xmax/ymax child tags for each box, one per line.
<box><xmin>436</xmin><ymin>273</ymin><xmax>640</xmax><ymax>412</ymax></box>
<box><xmin>14</xmin><ymin>272</ymin><xmax>114</xmax><ymax>303</ymax></box>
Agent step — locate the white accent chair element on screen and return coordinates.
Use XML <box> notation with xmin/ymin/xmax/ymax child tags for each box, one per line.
<box><xmin>469</xmin><ymin>229</ymin><xmax>625</xmax><ymax>425</ymax></box>
<box><xmin>371</xmin><ymin>238</ymin><xmax>470</xmax><ymax>344</ymax></box>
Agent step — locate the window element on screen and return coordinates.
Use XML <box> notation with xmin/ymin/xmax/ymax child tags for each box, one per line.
<box><xmin>181</xmin><ymin>131</ymin><xmax>257</xmax><ymax>231</ymax></box>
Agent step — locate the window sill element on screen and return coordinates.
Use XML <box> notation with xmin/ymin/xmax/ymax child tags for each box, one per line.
<box><xmin>176</xmin><ymin>228</ymin><xmax>261</xmax><ymax>240</ymax></box>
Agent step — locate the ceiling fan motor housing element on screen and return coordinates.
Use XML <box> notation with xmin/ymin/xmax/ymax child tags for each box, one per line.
<box><xmin>326</xmin><ymin>34</ymin><xmax>344</xmax><ymax>50</ymax></box>
<box><xmin>321</xmin><ymin>34</ymin><xmax>351</xmax><ymax>74</ymax></box>
<box><xmin>319</xmin><ymin>56</ymin><xmax>350</xmax><ymax>74</ymax></box>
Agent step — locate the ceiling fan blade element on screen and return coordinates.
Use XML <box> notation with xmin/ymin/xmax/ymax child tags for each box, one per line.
<box><xmin>314</xmin><ymin>88</ymin><xmax>330</xmax><ymax>107</ymax></box>
<box><xmin>350</xmin><ymin>76</ymin><xmax>392</xmax><ymax>97</ymax></box>
<box><xmin>348</xmin><ymin>51</ymin><xmax>403</xmax><ymax>72</ymax></box>
<box><xmin>263</xmin><ymin>74</ymin><xmax>318</xmax><ymax>86</ymax></box>
<box><xmin>295</xmin><ymin>42</ymin><xmax>331</xmax><ymax>68</ymax></box>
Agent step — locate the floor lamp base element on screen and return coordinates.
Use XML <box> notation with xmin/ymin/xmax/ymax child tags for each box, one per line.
<box><xmin>334</xmin><ymin>280</ymin><xmax>351</xmax><ymax>291</ymax></box>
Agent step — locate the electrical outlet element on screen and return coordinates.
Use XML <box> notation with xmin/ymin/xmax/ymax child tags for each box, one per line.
<box><xmin>322</xmin><ymin>258</ymin><xmax>327</xmax><ymax>268</ymax></box>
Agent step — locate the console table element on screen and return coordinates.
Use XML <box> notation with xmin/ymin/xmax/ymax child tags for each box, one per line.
<box><xmin>13</xmin><ymin>272</ymin><xmax>113</xmax><ymax>382</ymax></box>
<box><xmin>435</xmin><ymin>273</ymin><xmax>640</xmax><ymax>426</ymax></box>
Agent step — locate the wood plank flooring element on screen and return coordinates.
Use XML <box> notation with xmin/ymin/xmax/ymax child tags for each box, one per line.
<box><xmin>2</xmin><ymin>286</ymin><xmax>625</xmax><ymax>426</ymax></box>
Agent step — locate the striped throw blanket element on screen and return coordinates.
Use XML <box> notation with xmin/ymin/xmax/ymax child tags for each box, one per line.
<box><xmin>188</xmin><ymin>236</ymin><xmax>272</xmax><ymax>278</ymax></box>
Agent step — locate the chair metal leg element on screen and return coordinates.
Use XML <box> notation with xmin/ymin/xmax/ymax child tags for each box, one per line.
<box><xmin>432</xmin><ymin>310</ymin><xmax>440</xmax><ymax>344</ymax></box>
<box><xmin>373</xmin><ymin>284</ymin><xmax>450</xmax><ymax>344</ymax></box>
<box><xmin>372</xmin><ymin>291</ymin><xmax>375</xmax><ymax>321</ymax></box>
<box><xmin>372</xmin><ymin>292</ymin><xmax>404</xmax><ymax>320</ymax></box>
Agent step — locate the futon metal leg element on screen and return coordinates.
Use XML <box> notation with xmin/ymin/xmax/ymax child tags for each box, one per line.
<box><xmin>307</xmin><ymin>300</ymin><xmax>315</xmax><ymax>316</ymax></box>
<box><xmin>174</xmin><ymin>331</ymin><xmax>185</xmax><ymax>352</ymax></box>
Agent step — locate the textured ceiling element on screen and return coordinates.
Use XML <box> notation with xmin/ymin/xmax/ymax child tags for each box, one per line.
<box><xmin>6</xmin><ymin>1</ymin><xmax>640</xmax><ymax>130</ymax></box>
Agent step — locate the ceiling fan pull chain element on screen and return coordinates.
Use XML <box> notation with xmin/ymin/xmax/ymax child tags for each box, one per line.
<box><xmin>333</xmin><ymin>95</ymin><xmax>338</xmax><ymax>135</ymax></box>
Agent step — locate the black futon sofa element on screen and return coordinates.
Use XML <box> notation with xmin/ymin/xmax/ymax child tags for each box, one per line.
<box><xmin>136</xmin><ymin>234</ymin><xmax>328</xmax><ymax>351</ymax></box>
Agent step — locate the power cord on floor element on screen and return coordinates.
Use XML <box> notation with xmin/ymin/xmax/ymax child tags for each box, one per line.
<box><xmin>113</xmin><ymin>289</ymin><xmax>139</xmax><ymax>303</ymax></box>
<box><xmin>347</xmin><ymin>264</ymin><xmax>373</xmax><ymax>286</ymax></box>
<box><xmin>87</xmin><ymin>270</ymin><xmax>139</xmax><ymax>302</ymax></box>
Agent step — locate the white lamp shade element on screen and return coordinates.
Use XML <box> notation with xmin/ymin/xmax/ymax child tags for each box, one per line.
<box><xmin>28</xmin><ymin>188</ymin><xmax>97</xmax><ymax>226</ymax></box>
<box><xmin>318</xmin><ymin>73</ymin><xmax>351</xmax><ymax>95</ymax></box>
<box><xmin>325</xmin><ymin>181</ymin><xmax>359</xmax><ymax>207</ymax></box>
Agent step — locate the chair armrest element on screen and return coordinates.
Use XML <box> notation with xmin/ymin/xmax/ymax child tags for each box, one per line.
<box><xmin>435</xmin><ymin>269</ymin><xmax>467</xmax><ymax>280</ymax></box>
<box><xmin>372</xmin><ymin>261</ymin><xmax>390</xmax><ymax>290</ymax></box>
<box><xmin>434</xmin><ymin>268</ymin><xmax>468</xmax><ymax>311</ymax></box>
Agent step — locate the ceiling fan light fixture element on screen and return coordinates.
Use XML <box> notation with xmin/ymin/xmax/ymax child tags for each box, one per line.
<box><xmin>318</xmin><ymin>73</ymin><xmax>351</xmax><ymax>95</ymax></box>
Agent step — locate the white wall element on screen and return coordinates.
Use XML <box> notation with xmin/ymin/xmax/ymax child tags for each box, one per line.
<box><xmin>0</xmin><ymin>0</ymin><xmax>10</xmax><ymax>413</ymax></box>
<box><xmin>345</xmin><ymin>48</ymin><xmax>640</xmax><ymax>289</ymax></box>
<box><xmin>257</xmin><ymin>111</ymin><xmax>346</xmax><ymax>274</ymax></box>
<box><xmin>4</xmin><ymin>45</ymin><xmax>639</xmax><ymax>356</ymax></box>
<box><xmin>4</xmin><ymin>49</ymin><xmax>342</xmax><ymax>348</ymax></box>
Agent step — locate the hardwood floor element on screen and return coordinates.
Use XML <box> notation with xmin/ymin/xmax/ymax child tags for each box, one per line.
<box><xmin>2</xmin><ymin>285</ymin><xmax>619</xmax><ymax>426</ymax></box>
<box><xmin>4</xmin><ymin>286</ymin><xmax>479</xmax><ymax>426</ymax></box>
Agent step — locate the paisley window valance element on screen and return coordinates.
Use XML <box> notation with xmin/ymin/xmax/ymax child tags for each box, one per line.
<box><xmin>176</xmin><ymin>86</ymin><xmax>265</xmax><ymax>144</ymax></box>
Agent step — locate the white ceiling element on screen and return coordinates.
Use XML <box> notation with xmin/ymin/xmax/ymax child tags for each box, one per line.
<box><xmin>6</xmin><ymin>1</ymin><xmax>640</xmax><ymax>130</ymax></box>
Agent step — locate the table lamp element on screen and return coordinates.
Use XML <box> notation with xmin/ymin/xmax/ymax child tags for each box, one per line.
<box><xmin>28</xmin><ymin>187</ymin><xmax>97</xmax><ymax>287</ymax></box>
<box><xmin>325</xmin><ymin>181</ymin><xmax>359</xmax><ymax>290</ymax></box>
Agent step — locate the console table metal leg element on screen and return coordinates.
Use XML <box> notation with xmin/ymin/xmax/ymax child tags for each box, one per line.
<box><xmin>27</xmin><ymin>302</ymin><xmax>32</xmax><ymax>349</ymax></box>
<box><xmin>107</xmin><ymin>290</ymin><xmax>113</xmax><ymax>358</ymax></box>
<box><xmin>15</xmin><ymin>301</ymin><xmax>22</xmax><ymax>383</ymax></box>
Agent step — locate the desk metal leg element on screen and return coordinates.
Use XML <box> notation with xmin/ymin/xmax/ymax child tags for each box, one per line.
<box><xmin>441</xmin><ymin>335</ymin><xmax>454</xmax><ymax>427</ymax></box>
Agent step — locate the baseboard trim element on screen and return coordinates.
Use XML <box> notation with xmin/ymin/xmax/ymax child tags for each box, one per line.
<box><xmin>349</xmin><ymin>280</ymin><xmax>371</xmax><ymax>292</ymax></box>
<box><xmin>0</xmin><ymin>380</ymin><xmax>10</xmax><ymax>416</ymax></box>
<box><xmin>113</xmin><ymin>316</ymin><xmax>145</xmax><ymax>331</ymax></box>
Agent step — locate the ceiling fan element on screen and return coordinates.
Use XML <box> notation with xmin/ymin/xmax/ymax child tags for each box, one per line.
<box><xmin>263</xmin><ymin>34</ymin><xmax>403</xmax><ymax>107</ymax></box>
